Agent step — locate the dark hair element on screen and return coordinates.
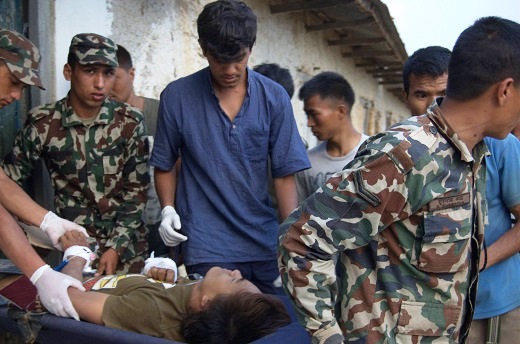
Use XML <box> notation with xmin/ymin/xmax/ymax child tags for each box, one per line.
<box><xmin>298</xmin><ymin>71</ymin><xmax>355</xmax><ymax>109</ymax></box>
<box><xmin>447</xmin><ymin>16</ymin><xmax>520</xmax><ymax>100</ymax></box>
<box><xmin>254</xmin><ymin>63</ymin><xmax>294</xmax><ymax>98</ymax></box>
<box><xmin>402</xmin><ymin>46</ymin><xmax>451</xmax><ymax>94</ymax></box>
<box><xmin>182</xmin><ymin>292</ymin><xmax>291</xmax><ymax>344</ymax></box>
<box><xmin>67</xmin><ymin>52</ymin><xmax>78</xmax><ymax>68</ymax></box>
<box><xmin>197</xmin><ymin>0</ymin><xmax>257</xmax><ymax>63</ymax></box>
<box><xmin>116</xmin><ymin>44</ymin><xmax>133</xmax><ymax>70</ymax></box>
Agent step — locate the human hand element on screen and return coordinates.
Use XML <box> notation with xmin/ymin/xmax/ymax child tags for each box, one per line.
<box><xmin>159</xmin><ymin>206</ymin><xmax>187</xmax><ymax>247</ymax></box>
<box><xmin>31</xmin><ymin>264</ymin><xmax>85</xmax><ymax>320</ymax></box>
<box><xmin>141</xmin><ymin>255</ymin><xmax>178</xmax><ymax>282</ymax></box>
<box><xmin>95</xmin><ymin>248</ymin><xmax>119</xmax><ymax>276</ymax></box>
<box><xmin>40</xmin><ymin>211</ymin><xmax>89</xmax><ymax>251</ymax></box>
<box><xmin>59</xmin><ymin>230</ymin><xmax>89</xmax><ymax>251</ymax></box>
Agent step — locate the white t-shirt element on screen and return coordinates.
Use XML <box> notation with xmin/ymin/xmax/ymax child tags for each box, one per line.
<box><xmin>296</xmin><ymin>134</ymin><xmax>369</xmax><ymax>202</ymax></box>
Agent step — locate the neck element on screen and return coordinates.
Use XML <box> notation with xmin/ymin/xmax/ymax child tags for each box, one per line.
<box><xmin>439</xmin><ymin>97</ymin><xmax>488</xmax><ymax>152</ymax></box>
<box><xmin>126</xmin><ymin>92</ymin><xmax>144</xmax><ymax>111</ymax></box>
<box><xmin>326</xmin><ymin>126</ymin><xmax>362</xmax><ymax>157</ymax></box>
<box><xmin>188</xmin><ymin>282</ymin><xmax>202</xmax><ymax>313</ymax></box>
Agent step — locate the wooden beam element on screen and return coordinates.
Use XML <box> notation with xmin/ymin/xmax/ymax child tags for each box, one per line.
<box><xmin>270</xmin><ymin>0</ymin><xmax>349</xmax><ymax>14</ymax></box>
<box><xmin>365</xmin><ymin>67</ymin><xmax>402</xmax><ymax>74</ymax></box>
<box><xmin>372</xmin><ymin>71</ymin><xmax>402</xmax><ymax>78</ymax></box>
<box><xmin>328</xmin><ymin>37</ymin><xmax>385</xmax><ymax>46</ymax></box>
<box><xmin>355</xmin><ymin>61</ymin><xmax>402</xmax><ymax>68</ymax></box>
<box><xmin>306</xmin><ymin>17</ymin><xmax>374</xmax><ymax>32</ymax></box>
<box><xmin>342</xmin><ymin>49</ymin><xmax>394</xmax><ymax>58</ymax></box>
<box><xmin>379</xmin><ymin>80</ymin><xmax>402</xmax><ymax>85</ymax></box>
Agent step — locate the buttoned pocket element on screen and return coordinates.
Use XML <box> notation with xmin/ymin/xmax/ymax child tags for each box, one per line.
<box><xmin>416</xmin><ymin>194</ymin><xmax>472</xmax><ymax>274</ymax></box>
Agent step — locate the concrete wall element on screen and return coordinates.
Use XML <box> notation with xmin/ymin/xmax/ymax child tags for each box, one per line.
<box><xmin>50</xmin><ymin>0</ymin><xmax>409</xmax><ymax>147</ymax></box>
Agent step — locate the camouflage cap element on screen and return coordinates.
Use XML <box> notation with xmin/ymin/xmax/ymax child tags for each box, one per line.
<box><xmin>0</xmin><ymin>29</ymin><xmax>45</xmax><ymax>89</ymax></box>
<box><xmin>69</xmin><ymin>33</ymin><xmax>118</xmax><ymax>67</ymax></box>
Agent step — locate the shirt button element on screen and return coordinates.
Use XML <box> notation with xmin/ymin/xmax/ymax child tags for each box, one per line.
<box><xmin>430</xmin><ymin>127</ymin><xmax>438</xmax><ymax>135</ymax></box>
<box><xmin>232</xmin><ymin>125</ymin><xmax>236</xmax><ymax>129</ymax></box>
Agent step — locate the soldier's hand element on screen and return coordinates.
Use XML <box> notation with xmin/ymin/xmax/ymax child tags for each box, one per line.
<box><xmin>59</xmin><ymin>230</ymin><xmax>89</xmax><ymax>251</ymax></box>
<box><xmin>40</xmin><ymin>211</ymin><xmax>89</xmax><ymax>251</ymax></box>
<box><xmin>159</xmin><ymin>206</ymin><xmax>187</xmax><ymax>247</ymax></box>
<box><xmin>95</xmin><ymin>248</ymin><xmax>119</xmax><ymax>276</ymax></box>
<box><xmin>147</xmin><ymin>267</ymin><xmax>176</xmax><ymax>282</ymax></box>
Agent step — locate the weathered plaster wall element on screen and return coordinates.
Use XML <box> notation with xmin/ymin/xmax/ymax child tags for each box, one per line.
<box><xmin>53</xmin><ymin>0</ymin><xmax>409</xmax><ymax>146</ymax></box>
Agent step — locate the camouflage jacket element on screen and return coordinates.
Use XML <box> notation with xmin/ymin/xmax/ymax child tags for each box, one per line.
<box><xmin>279</xmin><ymin>102</ymin><xmax>488</xmax><ymax>344</ymax></box>
<box><xmin>3</xmin><ymin>95</ymin><xmax>149</xmax><ymax>262</ymax></box>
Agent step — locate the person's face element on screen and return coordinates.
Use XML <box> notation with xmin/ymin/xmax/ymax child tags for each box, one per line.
<box><xmin>0</xmin><ymin>61</ymin><xmax>26</xmax><ymax>109</ymax></box>
<box><xmin>204</xmin><ymin>48</ymin><xmax>251</xmax><ymax>89</ymax></box>
<box><xmin>110</xmin><ymin>67</ymin><xmax>134</xmax><ymax>103</ymax></box>
<box><xmin>403</xmin><ymin>72</ymin><xmax>448</xmax><ymax>116</ymax></box>
<box><xmin>64</xmin><ymin>63</ymin><xmax>115</xmax><ymax>117</ymax></box>
<box><xmin>304</xmin><ymin>94</ymin><xmax>346</xmax><ymax>142</ymax></box>
<box><xmin>200</xmin><ymin>267</ymin><xmax>261</xmax><ymax>299</ymax></box>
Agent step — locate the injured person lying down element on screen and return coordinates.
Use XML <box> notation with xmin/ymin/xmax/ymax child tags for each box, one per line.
<box><xmin>0</xmin><ymin>230</ymin><xmax>290</xmax><ymax>343</ymax></box>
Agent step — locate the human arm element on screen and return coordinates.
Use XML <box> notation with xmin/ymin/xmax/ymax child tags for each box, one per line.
<box><xmin>481</xmin><ymin>204</ymin><xmax>520</xmax><ymax>268</ymax></box>
<box><xmin>155</xmin><ymin>166</ymin><xmax>187</xmax><ymax>246</ymax></box>
<box><xmin>0</xmin><ymin>204</ymin><xmax>85</xmax><ymax>319</ymax></box>
<box><xmin>273</xmin><ymin>174</ymin><xmax>298</xmax><ymax>221</ymax></box>
<box><xmin>278</xmin><ymin>148</ymin><xmax>410</xmax><ymax>343</ymax></box>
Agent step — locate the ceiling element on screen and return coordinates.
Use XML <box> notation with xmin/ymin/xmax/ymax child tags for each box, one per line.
<box><xmin>268</xmin><ymin>0</ymin><xmax>408</xmax><ymax>99</ymax></box>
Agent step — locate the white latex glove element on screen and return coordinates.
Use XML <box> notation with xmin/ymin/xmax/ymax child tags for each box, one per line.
<box><xmin>30</xmin><ymin>264</ymin><xmax>86</xmax><ymax>320</ymax></box>
<box><xmin>159</xmin><ymin>206</ymin><xmax>187</xmax><ymax>247</ymax></box>
<box><xmin>141</xmin><ymin>252</ymin><xmax>178</xmax><ymax>282</ymax></box>
<box><xmin>40</xmin><ymin>211</ymin><xmax>89</xmax><ymax>251</ymax></box>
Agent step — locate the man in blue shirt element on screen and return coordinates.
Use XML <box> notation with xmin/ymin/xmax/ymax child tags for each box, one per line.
<box><xmin>150</xmin><ymin>0</ymin><xmax>310</xmax><ymax>294</ymax></box>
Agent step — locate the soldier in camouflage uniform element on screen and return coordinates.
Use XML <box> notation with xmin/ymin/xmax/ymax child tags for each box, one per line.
<box><xmin>279</xmin><ymin>17</ymin><xmax>520</xmax><ymax>343</ymax></box>
<box><xmin>2</xmin><ymin>33</ymin><xmax>149</xmax><ymax>275</ymax></box>
<box><xmin>0</xmin><ymin>29</ymin><xmax>91</xmax><ymax>320</ymax></box>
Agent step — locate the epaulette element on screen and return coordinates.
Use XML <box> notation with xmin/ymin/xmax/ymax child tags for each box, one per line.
<box><xmin>386</xmin><ymin>122</ymin><xmax>439</xmax><ymax>175</ymax></box>
<box><xmin>25</xmin><ymin>103</ymin><xmax>58</xmax><ymax>124</ymax></box>
<box><xmin>112</xmin><ymin>101</ymin><xmax>145</xmax><ymax>124</ymax></box>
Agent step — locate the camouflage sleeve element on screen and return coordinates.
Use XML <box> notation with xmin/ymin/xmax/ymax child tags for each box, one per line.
<box><xmin>105</xmin><ymin>118</ymin><xmax>150</xmax><ymax>258</ymax></box>
<box><xmin>2</xmin><ymin>120</ymin><xmax>43</xmax><ymax>183</ymax></box>
<box><xmin>278</xmin><ymin>148</ymin><xmax>410</xmax><ymax>343</ymax></box>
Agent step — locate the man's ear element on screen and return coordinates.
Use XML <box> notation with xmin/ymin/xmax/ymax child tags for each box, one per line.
<box><xmin>402</xmin><ymin>89</ymin><xmax>410</xmax><ymax>109</ymax></box>
<box><xmin>201</xmin><ymin>295</ymin><xmax>210</xmax><ymax>309</ymax></box>
<box><xmin>63</xmin><ymin>64</ymin><xmax>72</xmax><ymax>81</ymax></box>
<box><xmin>497</xmin><ymin>77</ymin><xmax>515</xmax><ymax>106</ymax></box>
<box><xmin>129</xmin><ymin>67</ymin><xmax>136</xmax><ymax>82</ymax></box>
<box><xmin>337</xmin><ymin>103</ymin><xmax>348</xmax><ymax>119</ymax></box>
<box><xmin>198</xmin><ymin>40</ymin><xmax>207</xmax><ymax>57</ymax></box>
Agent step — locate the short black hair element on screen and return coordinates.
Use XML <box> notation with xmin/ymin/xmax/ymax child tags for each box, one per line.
<box><xmin>197</xmin><ymin>0</ymin><xmax>257</xmax><ymax>63</ymax></box>
<box><xmin>182</xmin><ymin>292</ymin><xmax>291</xmax><ymax>344</ymax></box>
<box><xmin>298</xmin><ymin>71</ymin><xmax>355</xmax><ymax>109</ymax></box>
<box><xmin>254</xmin><ymin>63</ymin><xmax>294</xmax><ymax>98</ymax></box>
<box><xmin>447</xmin><ymin>16</ymin><xmax>520</xmax><ymax>101</ymax></box>
<box><xmin>116</xmin><ymin>44</ymin><xmax>133</xmax><ymax>70</ymax></box>
<box><xmin>402</xmin><ymin>46</ymin><xmax>451</xmax><ymax>94</ymax></box>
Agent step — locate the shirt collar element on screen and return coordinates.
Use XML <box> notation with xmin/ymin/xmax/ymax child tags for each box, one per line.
<box><xmin>426</xmin><ymin>98</ymin><xmax>489</xmax><ymax>163</ymax></box>
<box><xmin>61</xmin><ymin>93</ymin><xmax>114</xmax><ymax>127</ymax></box>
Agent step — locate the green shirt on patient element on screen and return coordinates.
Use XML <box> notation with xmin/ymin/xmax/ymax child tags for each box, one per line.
<box><xmin>96</xmin><ymin>275</ymin><xmax>195</xmax><ymax>341</ymax></box>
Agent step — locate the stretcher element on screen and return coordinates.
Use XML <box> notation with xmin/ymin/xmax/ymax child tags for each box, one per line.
<box><xmin>0</xmin><ymin>260</ymin><xmax>310</xmax><ymax>344</ymax></box>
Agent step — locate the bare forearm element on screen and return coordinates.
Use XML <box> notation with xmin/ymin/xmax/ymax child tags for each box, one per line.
<box><xmin>63</xmin><ymin>258</ymin><xmax>107</xmax><ymax>324</ymax></box>
<box><xmin>482</xmin><ymin>204</ymin><xmax>520</xmax><ymax>268</ymax></box>
<box><xmin>274</xmin><ymin>174</ymin><xmax>298</xmax><ymax>221</ymax></box>
<box><xmin>155</xmin><ymin>167</ymin><xmax>177</xmax><ymax>208</ymax></box>
<box><xmin>0</xmin><ymin>204</ymin><xmax>46</xmax><ymax>276</ymax></box>
<box><xmin>0</xmin><ymin>169</ymin><xmax>47</xmax><ymax>226</ymax></box>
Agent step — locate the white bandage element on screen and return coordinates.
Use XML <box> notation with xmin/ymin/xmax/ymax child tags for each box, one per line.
<box><xmin>63</xmin><ymin>245</ymin><xmax>95</xmax><ymax>269</ymax></box>
<box><xmin>141</xmin><ymin>255</ymin><xmax>178</xmax><ymax>282</ymax></box>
